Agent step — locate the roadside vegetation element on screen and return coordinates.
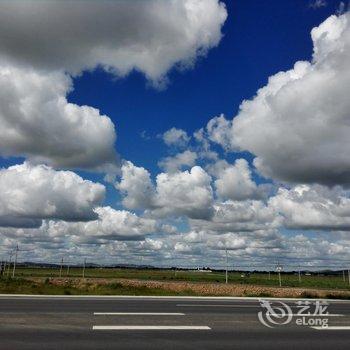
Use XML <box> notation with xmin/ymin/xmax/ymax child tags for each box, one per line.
<box><xmin>0</xmin><ymin>277</ymin><xmax>195</xmax><ymax>296</ymax></box>
<box><xmin>1</xmin><ymin>275</ymin><xmax>350</xmax><ymax>299</ymax></box>
<box><xmin>11</xmin><ymin>267</ymin><xmax>350</xmax><ymax>291</ymax></box>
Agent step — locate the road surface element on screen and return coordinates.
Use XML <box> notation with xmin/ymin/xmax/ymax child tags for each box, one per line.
<box><xmin>1</xmin><ymin>295</ymin><xmax>350</xmax><ymax>349</ymax></box>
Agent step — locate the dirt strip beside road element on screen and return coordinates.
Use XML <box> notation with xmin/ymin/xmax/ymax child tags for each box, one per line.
<box><xmin>29</xmin><ymin>277</ymin><xmax>350</xmax><ymax>299</ymax></box>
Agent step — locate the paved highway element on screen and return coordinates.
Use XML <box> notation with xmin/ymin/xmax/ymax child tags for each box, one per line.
<box><xmin>1</xmin><ymin>295</ymin><xmax>350</xmax><ymax>349</ymax></box>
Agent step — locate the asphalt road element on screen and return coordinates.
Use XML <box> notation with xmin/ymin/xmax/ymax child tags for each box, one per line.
<box><xmin>1</xmin><ymin>295</ymin><xmax>350</xmax><ymax>349</ymax></box>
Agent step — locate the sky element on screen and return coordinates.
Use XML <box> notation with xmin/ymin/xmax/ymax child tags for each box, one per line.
<box><xmin>0</xmin><ymin>0</ymin><xmax>350</xmax><ymax>270</ymax></box>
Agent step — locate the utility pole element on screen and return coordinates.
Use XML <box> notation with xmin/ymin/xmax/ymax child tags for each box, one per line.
<box><xmin>343</xmin><ymin>270</ymin><xmax>346</xmax><ymax>283</ymax></box>
<box><xmin>66</xmin><ymin>264</ymin><xmax>70</xmax><ymax>277</ymax></box>
<box><xmin>268</xmin><ymin>271</ymin><xmax>271</xmax><ymax>280</ymax></box>
<box><xmin>174</xmin><ymin>254</ymin><xmax>177</xmax><ymax>278</ymax></box>
<box><xmin>225</xmin><ymin>247</ymin><xmax>228</xmax><ymax>284</ymax></box>
<box><xmin>298</xmin><ymin>266</ymin><xmax>301</xmax><ymax>283</ymax></box>
<box><xmin>7</xmin><ymin>251</ymin><xmax>13</xmax><ymax>277</ymax></box>
<box><xmin>276</xmin><ymin>262</ymin><xmax>282</xmax><ymax>287</ymax></box>
<box><xmin>2</xmin><ymin>260</ymin><xmax>6</xmax><ymax>277</ymax></box>
<box><xmin>59</xmin><ymin>257</ymin><xmax>63</xmax><ymax>278</ymax></box>
<box><xmin>12</xmin><ymin>244</ymin><xmax>18</xmax><ymax>278</ymax></box>
<box><xmin>278</xmin><ymin>270</ymin><xmax>282</xmax><ymax>287</ymax></box>
<box><xmin>82</xmin><ymin>258</ymin><xmax>86</xmax><ymax>279</ymax></box>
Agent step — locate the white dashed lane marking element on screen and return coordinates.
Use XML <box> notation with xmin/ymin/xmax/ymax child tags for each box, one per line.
<box><xmin>311</xmin><ymin>326</ymin><xmax>350</xmax><ymax>330</ymax></box>
<box><xmin>94</xmin><ymin>312</ymin><xmax>185</xmax><ymax>316</ymax></box>
<box><xmin>93</xmin><ymin>326</ymin><xmax>211</xmax><ymax>330</ymax></box>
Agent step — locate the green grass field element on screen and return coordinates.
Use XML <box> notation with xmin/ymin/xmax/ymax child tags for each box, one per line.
<box><xmin>0</xmin><ymin>277</ymin><xmax>195</xmax><ymax>296</ymax></box>
<box><xmin>8</xmin><ymin>267</ymin><xmax>350</xmax><ymax>290</ymax></box>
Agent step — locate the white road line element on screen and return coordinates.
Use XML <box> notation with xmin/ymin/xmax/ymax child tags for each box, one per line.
<box><xmin>92</xmin><ymin>325</ymin><xmax>211</xmax><ymax>330</ymax></box>
<box><xmin>177</xmin><ymin>304</ymin><xmax>258</xmax><ymax>308</ymax></box>
<box><xmin>94</xmin><ymin>312</ymin><xmax>185</xmax><ymax>316</ymax></box>
<box><xmin>311</xmin><ymin>326</ymin><xmax>350</xmax><ymax>330</ymax></box>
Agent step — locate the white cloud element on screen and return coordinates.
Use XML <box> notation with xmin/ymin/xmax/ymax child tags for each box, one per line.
<box><xmin>309</xmin><ymin>0</ymin><xmax>327</xmax><ymax>9</ymax></box>
<box><xmin>0</xmin><ymin>0</ymin><xmax>227</xmax><ymax>86</ymax></box>
<box><xmin>190</xmin><ymin>200</ymin><xmax>279</xmax><ymax>233</ymax></box>
<box><xmin>212</xmin><ymin>158</ymin><xmax>267</xmax><ymax>201</ymax></box>
<box><xmin>0</xmin><ymin>206</ymin><xmax>160</xmax><ymax>254</ymax></box>
<box><xmin>162</xmin><ymin>128</ymin><xmax>190</xmax><ymax>148</ymax></box>
<box><xmin>116</xmin><ymin>161</ymin><xmax>155</xmax><ymax>210</ymax></box>
<box><xmin>153</xmin><ymin>166</ymin><xmax>214</xmax><ymax>219</ymax></box>
<box><xmin>183</xmin><ymin>231</ymin><xmax>206</xmax><ymax>243</ymax></box>
<box><xmin>174</xmin><ymin>242</ymin><xmax>193</xmax><ymax>253</ymax></box>
<box><xmin>206</xmin><ymin>233</ymin><xmax>248</xmax><ymax>250</ymax></box>
<box><xmin>0</xmin><ymin>163</ymin><xmax>105</xmax><ymax>227</ymax></box>
<box><xmin>337</xmin><ymin>2</ymin><xmax>349</xmax><ymax>15</ymax></box>
<box><xmin>193</xmin><ymin>127</ymin><xmax>219</xmax><ymax>161</ymax></box>
<box><xmin>206</xmin><ymin>114</ymin><xmax>233</xmax><ymax>151</ymax></box>
<box><xmin>139</xmin><ymin>238</ymin><xmax>164</xmax><ymax>251</ymax></box>
<box><xmin>72</xmin><ymin>207</ymin><xmax>158</xmax><ymax>242</ymax></box>
<box><xmin>0</xmin><ymin>64</ymin><xmax>117</xmax><ymax>171</ymax></box>
<box><xmin>205</xmin><ymin>12</ymin><xmax>350</xmax><ymax>186</ymax></box>
<box><xmin>116</xmin><ymin>162</ymin><xmax>213</xmax><ymax>220</ymax></box>
<box><xmin>4</xmin><ymin>211</ymin><xmax>350</xmax><ymax>266</ymax></box>
<box><xmin>158</xmin><ymin>150</ymin><xmax>197</xmax><ymax>172</ymax></box>
<box><xmin>161</xmin><ymin>224</ymin><xmax>179</xmax><ymax>235</ymax></box>
<box><xmin>269</xmin><ymin>184</ymin><xmax>350</xmax><ymax>230</ymax></box>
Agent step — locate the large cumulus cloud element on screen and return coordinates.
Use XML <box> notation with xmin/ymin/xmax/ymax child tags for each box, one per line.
<box><xmin>206</xmin><ymin>12</ymin><xmax>350</xmax><ymax>186</ymax></box>
<box><xmin>0</xmin><ymin>65</ymin><xmax>117</xmax><ymax>171</ymax></box>
<box><xmin>0</xmin><ymin>0</ymin><xmax>227</xmax><ymax>86</ymax></box>
<box><xmin>0</xmin><ymin>162</ymin><xmax>105</xmax><ymax>227</ymax></box>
